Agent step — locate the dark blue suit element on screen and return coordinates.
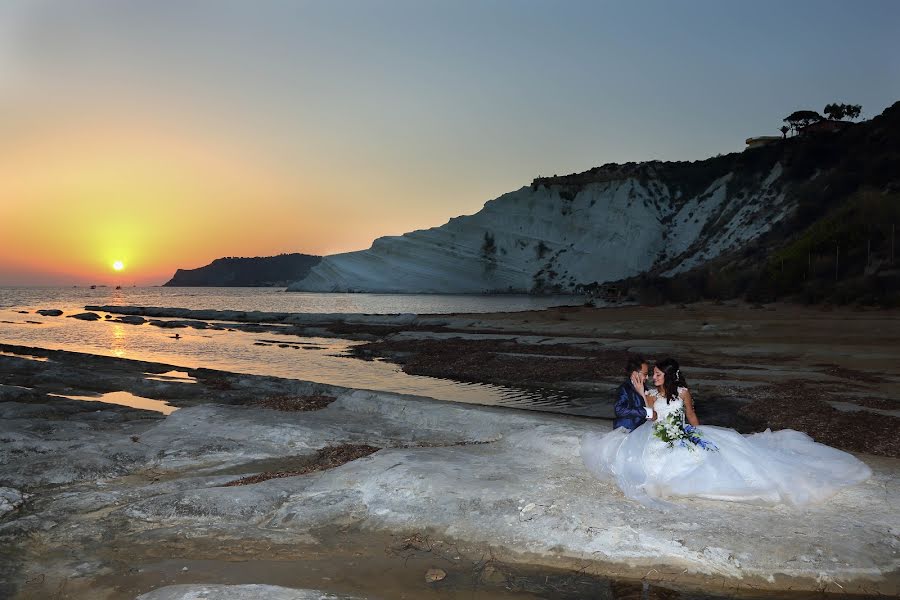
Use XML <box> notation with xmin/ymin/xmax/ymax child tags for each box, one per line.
<box><xmin>613</xmin><ymin>381</ymin><xmax>647</xmax><ymax>431</ymax></box>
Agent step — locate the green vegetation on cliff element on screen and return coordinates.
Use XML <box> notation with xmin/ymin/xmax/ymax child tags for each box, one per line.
<box><xmin>602</xmin><ymin>101</ymin><xmax>900</xmax><ymax>306</ymax></box>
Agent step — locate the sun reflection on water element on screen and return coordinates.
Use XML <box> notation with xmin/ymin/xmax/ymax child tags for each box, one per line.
<box><xmin>0</xmin><ymin>305</ymin><xmax>581</xmax><ymax>413</ymax></box>
<box><xmin>111</xmin><ymin>323</ymin><xmax>126</xmax><ymax>357</ymax></box>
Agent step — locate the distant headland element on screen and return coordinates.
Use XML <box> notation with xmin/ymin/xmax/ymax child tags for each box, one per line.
<box><xmin>163</xmin><ymin>253</ymin><xmax>321</xmax><ymax>287</ymax></box>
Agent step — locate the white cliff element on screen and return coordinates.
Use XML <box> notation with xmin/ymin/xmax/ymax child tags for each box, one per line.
<box><xmin>288</xmin><ymin>161</ymin><xmax>790</xmax><ymax>293</ymax></box>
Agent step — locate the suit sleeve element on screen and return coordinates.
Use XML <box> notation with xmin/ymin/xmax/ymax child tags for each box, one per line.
<box><xmin>615</xmin><ymin>385</ymin><xmax>647</xmax><ymax>420</ymax></box>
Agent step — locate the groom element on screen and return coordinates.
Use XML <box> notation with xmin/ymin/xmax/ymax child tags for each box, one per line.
<box><xmin>613</xmin><ymin>355</ymin><xmax>652</xmax><ymax>431</ymax></box>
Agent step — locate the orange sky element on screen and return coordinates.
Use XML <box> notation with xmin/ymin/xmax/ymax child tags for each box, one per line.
<box><xmin>0</xmin><ymin>105</ymin><xmax>497</xmax><ymax>286</ymax></box>
<box><xmin>4</xmin><ymin>117</ymin><xmax>305</xmax><ymax>284</ymax></box>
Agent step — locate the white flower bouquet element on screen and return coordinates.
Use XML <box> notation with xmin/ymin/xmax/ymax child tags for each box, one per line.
<box><xmin>652</xmin><ymin>411</ymin><xmax>718</xmax><ymax>452</ymax></box>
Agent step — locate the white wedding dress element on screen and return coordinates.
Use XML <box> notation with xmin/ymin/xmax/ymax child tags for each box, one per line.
<box><xmin>581</xmin><ymin>388</ymin><xmax>872</xmax><ymax>509</ymax></box>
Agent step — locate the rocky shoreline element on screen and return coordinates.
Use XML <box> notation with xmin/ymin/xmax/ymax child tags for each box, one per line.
<box><xmin>79</xmin><ymin>301</ymin><xmax>900</xmax><ymax>455</ymax></box>
<box><xmin>2</xmin><ymin>302</ymin><xmax>899</xmax><ymax>598</ymax></box>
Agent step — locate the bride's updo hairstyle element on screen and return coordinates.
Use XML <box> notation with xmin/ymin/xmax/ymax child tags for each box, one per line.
<box><xmin>655</xmin><ymin>358</ymin><xmax>687</xmax><ymax>403</ymax></box>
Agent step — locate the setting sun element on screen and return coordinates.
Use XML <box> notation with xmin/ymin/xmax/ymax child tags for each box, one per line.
<box><xmin>112</xmin><ymin>260</ymin><xmax>124</xmax><ymax>271</ymax></box>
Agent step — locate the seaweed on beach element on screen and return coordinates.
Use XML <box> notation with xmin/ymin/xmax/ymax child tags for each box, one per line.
<box><xmin>812</xmin><ymin>363</ymin><xmax>890</xmax><ymax>384</ymax></box>
<box><xmin>223</xmin><ymin>444</ymin><xmax>379</xmax><ymax>486</ymax></box>
<box><xmin>739</xmin><ymin>383</ymin><xmax>900</xmax><ymax>457</ymax></box>
<box><xmin>250</xmin><ymin>394</ymin><xmax>337</xmax><ymax>412</ymax></box>
<box><xmin>848</xmin><ymin>396</ymin><xmax>900</xmax><ymax>410</ymax></box>
<box><xmin>350</xmin><ymin>338</ymin><xmax>625</xmax><ymax>387</ymax></box>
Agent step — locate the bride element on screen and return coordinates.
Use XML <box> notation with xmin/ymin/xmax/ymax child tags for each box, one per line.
<box><xmin>581</xmin><ymin>358</ymin><xmax>872</xmax><ymax>509</ymax></box>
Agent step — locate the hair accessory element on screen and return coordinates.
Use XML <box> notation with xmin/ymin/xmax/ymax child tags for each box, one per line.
<box><xmin>676</xmin><ymin>369</ymin><xmax>681</xmax><ymax>380</ymax></box>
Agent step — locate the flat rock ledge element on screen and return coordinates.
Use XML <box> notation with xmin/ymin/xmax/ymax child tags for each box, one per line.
<box><xmin>84</xmin><ymin>305</ymin><xmax>432</xmax><ymax>327</ymax></box>
<box><xmin>2</xmin><ymin>387</ymin><xmax>898</xmax><ymax>596</ymax></box>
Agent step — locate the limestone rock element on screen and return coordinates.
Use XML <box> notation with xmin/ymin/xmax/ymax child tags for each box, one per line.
<box><xmin>1</xmin><ymin>380</ymin><xmax>896</xmax><ymax>595</ymax></box>
<box><xmin>149</xmin><ymin>320</ymin><xmax>189</xmax><ymax>329</ymax></box>
<box><xmin>116</xmin><ymin>315</ymin><xmax>147</xmax><ymax>325</ymax></box>
<box><xmin>0</xmin><ymin>487</ymin><xmax>29</xmax><ymax>517</ymax></box>
<box><xmin>69</xmin><ymin>312</ymin><xmax>101</xmax><ymax>321</ymax></box>
<box><xmin>288</xmin><ymin>164</ymin><xmax>787</xmax><ymax>293</ymax></box>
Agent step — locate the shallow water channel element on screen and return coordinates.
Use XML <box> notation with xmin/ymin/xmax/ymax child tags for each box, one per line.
<box><xmin>0</xmin><ymin>308</ymin><xmax>585</xmax><ymax>414</ymax></box>
<box><xmin>21</xmin><ymin>526</ymin><xmax>862</xmax><ymax>600</ymax></box>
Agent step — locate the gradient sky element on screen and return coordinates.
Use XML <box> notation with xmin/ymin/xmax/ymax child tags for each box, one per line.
<box><xmin>1</xmin><ymin>0</ymin><xmax>899</xmax><ymax>285</ymax></box>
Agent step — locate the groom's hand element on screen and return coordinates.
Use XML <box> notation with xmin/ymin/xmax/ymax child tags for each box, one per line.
<box><xmin>630</xmin><ymin>371</ymin><xmax>645</xmax><ymax>395</ymax></box>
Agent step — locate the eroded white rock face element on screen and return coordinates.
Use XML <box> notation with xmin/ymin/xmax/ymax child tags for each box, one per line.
<box><xmin>137</xmin><ymin>584</ymin><xmax>360</xmax><ymax>600</ymax></box>
<box><xmin>289</xmin><ymin>164</ymin><xmax>790</xmax><ymax>293</ymax></box>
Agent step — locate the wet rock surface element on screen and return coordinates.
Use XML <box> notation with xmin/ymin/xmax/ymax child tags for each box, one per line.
<box><xmin>0</xmin><ymin>348</ymin><xmax>897</xmax><ymax>599</ymax></box>
<box><xmin>116</xmin><ymin>315</ymin><xmax>148</xmax><ymax>325</ymax></box>
<box><xmin>69</xmin><ymin>311</ymin><xmax>102</xmax><ymax>321</ymax></box>
<box><xmin>2</xmin><ymin>301</ymin><xmax>900</xmax><ymax>599</ymax></box>
<box><xmin>69</xmin><ymin>303</ymin><xmax>900</xmax><ymax>434</ymax></box>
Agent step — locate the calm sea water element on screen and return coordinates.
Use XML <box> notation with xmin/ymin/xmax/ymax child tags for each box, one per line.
<box><xmin>0</xmin><ymin>286</ymin><xmax>581</xmax><ymax>314</ymax></box>
<box><xmin>0</xmin><ymin>287</ymin><xmax>587</xmax><ymax>414</ymax></box>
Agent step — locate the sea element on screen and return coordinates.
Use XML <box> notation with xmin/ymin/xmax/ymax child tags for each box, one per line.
<box><xmin>0</xmin><ymin>286</ymin><xmax>587</xmax><ymax>413</ymax></box>
<box><xmin>0</xmin><ymin>286</ymin><xmax>582</xmax><ymax>314</ymax></box>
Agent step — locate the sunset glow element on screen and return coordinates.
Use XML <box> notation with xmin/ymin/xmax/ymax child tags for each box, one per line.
<box><xmin>112</xmin><ymin>261</ymin><xmax>124</xmax><ymax>272</ymax></box>
<box><xmin>1</xmin><ymin>1</ymin><xmax>898</xmax><ymax>286</ymax></box>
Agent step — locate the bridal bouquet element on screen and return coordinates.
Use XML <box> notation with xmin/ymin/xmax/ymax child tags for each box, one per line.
<box><xmin>653</xmin><ymin>411</ymin><xmax>718</xmax><ymax>452</ymax></box>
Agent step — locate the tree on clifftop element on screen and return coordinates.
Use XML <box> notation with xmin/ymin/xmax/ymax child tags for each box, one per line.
<box><xmin>784</xmin><ymin>110</ymin><xmax>823</xmax><ymax>135</ymax></box>
<box><xmin>824</xmin><ymin>103</ymin><xmax>847</xmax><ymax>120</ymax></box>
<box><xmin>780</xmin><ymin>125</ymin><xmax>790</xmax><ymax>138</ymax></box>
<box><xmin>824</xmin><ymin>103</ymin><xmax>862</xmax><ymax>121</ymax></box>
